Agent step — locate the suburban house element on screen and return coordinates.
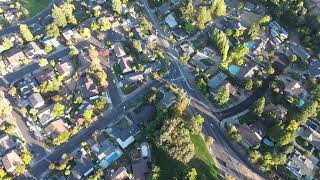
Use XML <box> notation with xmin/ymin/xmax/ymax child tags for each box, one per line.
<box><xmin>2</xmin><ymin>149</ymin><xmax>23</xmax><ymax>172</ymax></box>
<box><xmin>107</xmin><ymin>115</ymin><xmax>140</xmax><ymax>149</ymax></box>
<box><xmin>144</xmin><ymin>61</ymin><xmax>162</xmax><ymax>74</ymax></box>
<box><xmin>207</xmin><ymin>72</ymin><xmax>227</xmax><ymax>91</ymax></box>
<box><xmin>0</xmin><ymin>134</ymin><xmax>15</xmax><ymax>156</ymax></box>
<box><xmin>308</xmin><ymin>60</ymin><xmax>320</xmax><ymax>78</ymax></box>
<box><xmin>237</xmin><ymin>122</ymin><xmax>266</xmax><ymax>149</ymax></box>
<box><xmin>179</xmin><ymin>41</ymin><xmax>195</xmax><ymax>55</ymax></box>
<box><xmin>158</xmin><ymin>91</ymin><xmax>176</xmax><ymax>108</ymax></box>
<box><xmin>132</xmin><ymin>159</ymin><xmax>151</xmax><ymax>180</ymax></box>
<box><xmin>237</xmin><ymin>63</ymin><xmax>259</xmax><ymax>80</ymax></box>
<box><xmin>17</xmin><ymin>77</ymin><xmax>38</xmax><ymax>98</ymax></box>
<box><xmin>244</xmin><ymin>2</ymin><xmax>255</xmax><ymax>11</ymax></box>
<box><xmin>171</xmin><ymin>27</ymin><xmax>188</xmax><ymax>41</ymax></box>
<box><xmin>42</xmin><ymin>37</ymin><xmax>62</xmax><ymax>49</ymax></box>
<box><xmin>44</xmin><ymin>119</ymin><xmax>68</xmax><ymax>138</ymax></box>
<box><xmin>71</xmin><ymin>148</ymin><xmax>94</xmax><ymax>179</ymax></box>
<box><xmin>37</xmin><ymin>105</ymin><xmax>54</xmax><ymax>126</ymax></box>
<box><xmin>264</xmin><ymin>103</ymin><xmax>288</xmax><ymax>120</ymax></box>
<box><xmin>62</xmin><ymin>29</ymin><xmax>81</xmax><ymax>41</ymax></box>
<box><xmin>88</xmin><ymin>135</ymin><xmax>123</xmax><ymax>169</ymax></box>
<box><xmin>284</xmin><ymin>81</ymin><xmax>307</xmax><ymax>98</ymax></box>
<box><xmin>119</xmin><ymin>55</ymin><xmax>134</xmax><ymax>73</ymax></box>
<box><xmin>112</xmin><ymin>42</ymin><xmax>126</xmax><ymax>58</ymax></box>
<box><xmin>23</xmin><ymin>42</ymin><xmax>45</xmax><ymax>59</ymax></box>
<box><xmin>165</xmin><ymin>14</ymin><xmax>178</xmax><ymax>28</ymax></box>
<box><xmin>81</xmin><ymin>75</ymin><xmax>99</xmax><ymax>99</ymax></box>
<box><xmin>269</xmin><ymin>21</ymin><xmax>288</xmax><ymax>41</ymax></box>
<box><xmin>290</xmin><ymin>42</ymin><xmax>311</xmax><ymax>60</ymax></box>
<box><xmin>120</xmin><ymin>72</ymin><xmax>144</xmax><ymax>87</ymax></box>
<box><xmin>286</xmin><ymin>150</ymin><xmax>316</xmax><ymax>178</ymax></box>
<box><xmin>28</xmin><ymin>93</ymin><xmax>45</xmax><ymax>109</ymax></box>
<box><xmin>6</xmin><ymin>50</ymin><xmax>27</xmax><ymax>69</ymax></box>
<box><xmin>299</xmin><ymin>125</ymin><xmax>320</xmax><ymax>150</ymax></box>
<box><xmin>110</xmin><ymin>167</ymin><xmax>130</xmax><ymax>180</ymax></box>
<box><xmin>56</xmin><ymin>61</ymin><xmax>73</xmax><ymax>77</ymax></box>
<box><xmin>33</xmin><ymin>67</ymin><xmax>56</xmax><ymax>85</ymax></box>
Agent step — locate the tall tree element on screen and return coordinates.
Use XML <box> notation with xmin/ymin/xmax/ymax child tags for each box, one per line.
<box><xmin>52</xmin><ymin>5</ymin><xmax>67</xmax><ymax>27</ymax></box>
<box><xmin>196</xmin><ymin>7</ymin><xmax>212</xmax><ymax>31</ymax></box>
<box><xmin>159</xmin><ymin>118</ymin><xmax>194</xmax><ymax>163</ymax></box>
<box><xmin>112</xmin><ymin>0</ymin><xmax>122</xmax><ymax>14</ymax></box>
<box><xmin>180</xmin><ymin>0</ymin><xmax>194</xmax><ymax>23</ymax></box>
<box><xmin>211</xmin><ymin>0</ymin><xmax>226</xmax><ymax>17</ymax></box>
<box><xmin>1</xmin><ymin>36</ymin><xmax>13</xmax><ymax>50</ymax></box>
<box><xmin>19</xmin><ymin>24</ymin><xmax>33</xmax><ymax>41</ymax></box>
<box><xmin>46</xmin><ymin>24</ymin><xmax>60</xmax><ymax>37</ymax></box>
<box><xmin>252</xmin><ymin>97</ymin><xmax>265</xmax><ymax>117</ymax></box>
<box><xmin>212</xmin><ymin>28</ymin><xmax>229</xmax><ymax>65</ymax></box>
<box><xmin>214</xmin><ymin>85</ymin><xmax>230</xmax><ymax>106</ymax></box>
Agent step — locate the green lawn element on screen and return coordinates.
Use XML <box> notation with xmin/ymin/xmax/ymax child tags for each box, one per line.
<box><xmin>190</xmin><ymin>134</ymin><xmax>219</xmax><ymax>179</ymax></box>
<box><xmin>152</xmin><ymin>134</ymin><xmax>218</xmax><ymax>179</ymax></box>
<box><xmin>22</xmin><ymin>0</ymin><xmax>51</xmax><ymax>16</ymax></box>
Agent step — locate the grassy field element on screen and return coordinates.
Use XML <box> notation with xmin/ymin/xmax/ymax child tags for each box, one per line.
<box><xmin>22</xmin><ymin>0</ymin><xmax>51</xmax><ymax>16</ymax></box>
<box><xmin>152</xmin><ymin>134</ymin><xmax>218</xmax><ymax>179</ymax></box>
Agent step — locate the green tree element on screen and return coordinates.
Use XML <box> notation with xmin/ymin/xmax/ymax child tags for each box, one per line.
<box><xmin>132</xmin><ymin>39</ymin><xmax>142</xmax><ymax>52</ymax></box>
<box><xmin>180</xmin><ymin>53</ymin><xmax>190</xmax><ymax>64</ymax></box>
<box><xmin>112</xmin><ymin>0</ymin><xmax>122</xmax><ymax>14</ymax></box>
<box><xmin>180</xmin><ymin>0</ymin><xmax>194</xmax><ymax>23</ymax></box>
<box><xmin>53</xmin><ymin>132</ymin><xmax>71</xmax><ymax>145</ymax></box>
<box><xmin>52</xmin><ymin>5</ymin><xmax>67</xmax><ymax>27</ymax></box>
<box><xmin>140</xmin><ymin>16</ymin><xmax>153</xmax><ymax>32</ymax></box>
<box><xmin>83</xmin><ymin>109</ymin><xmax>93</xmax><ymax>120</ymax></box>
<box><xmin>246</xmin><ymin>23</ymin><xmax>260</xmax><ymax>39</ymax></box>
<box><xmin>99</xmin><ymin>17</ymin><xmax>112</xmax><ymax>31</ymax></box>
<box><xmin>211</xmin><ymin>0</ymin><xmax>226</xmax><ymax>17</ymax></box>
<box><xmin>214</xmin><ymin>85</ymin><xmax>230</xmax><ymax>106</ymax></box>
<box><xmin>259</xmin><ymin>15</ymin><xmax>271</xmax><ymax>25</ymax></box>
<box><xmin>265</xmin><ymin>66</ymin><xmax>275</xmax><ymax>75</ymax></box>
<box><xmin>21</xmin><ymin>149</ymin><xmax>32</xmax><ymax>165</ymax></box>
<box><xmin>152</xmin><ymin>166</ymin><xmax>160</xmax><ymax>180</ymax></box>
<box><xmin>38</xmin><ymin>58</ymin><xmax>49</xmax><ymax>67</ymax></box>
<box><xmin>212</xmin><ymin>28</ymin><xmax>229</xmax><ymax>64</ymax></box>
<box><xmin>248</xmin><ymin>149</ymin><xmax>261</xmax><ymax>163</ymax></box>
<box><xmin>46</xmin><ymin>24</ymin><xmax>60</xmax><ymax>37</ymax></box>
<box><xmin>52</xmin><ymin>103</ymin><xmax>65</xmax><ymax>117</ymax></box>
<box><xmin>206</xmin><ymin>136</ymin><xmax>215</xmax><ymax>145</ymax></box>
<box><xmin>14</xmin><ymin>164</ymin><xmax>26</xmax><ymax>176</ymax></box>
<box><xmin>19</xmin><ymin>24</ymin><xmax>33</xmax><ymax>41</ymax></box>
<box><xmin>1</xmin><ymin>36</ymin><xmax>13</xmax><ymax>50</ymax></box>
<box><xmin>159</xmin><ymin>118</ymin><xmax>194</xmax><ymax>163</ymax></box>
<box><xmin>0</xmin><ymin>168</ymin><xmax>7</xmax><ymax>179</ymax></box>
<box><xmin>289</xmin><ymin>54</ymin><xmax>298</xmax><ymax>63</ymax></box>
<box><xmin>196</xmin><ymin>7</ymin><xmax>212</xmax><ymax>31</ymax></box>
<box><xmin>185</xmin><ymin>168</ymin><xmax>197</xmax><ymax>180</ymax></box>
<box><xmin>245</xmin><ymin>79</ymin><xmax>254</xmax><ymax>91</ymax></box>
<box><xmin>252</xmin><ymin>97</ymin><xmax>265</xmax><ymax>117</ymax></box>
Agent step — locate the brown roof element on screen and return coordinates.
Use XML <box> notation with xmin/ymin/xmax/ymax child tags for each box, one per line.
<box><xmin>56</xmin><ymin>62</ymin><xmax>73</xmax><ymax>76</ymax></box>
<box><xmin>119</xmin><ymin>56</ymin><xmax>133</xmax><ymax>73</ymax></box>
<box><xmin>44</xmin><ymin>120</ymin><xmax>68</xmax><ymax>137</ymax></box>
<box><xmin>111</xmin><ymin>167</ymin><xmax>130</xmax><ymax>180</ymax></box>
<box><xmin>2</xmin><ymin>150</ymin><xmax>23</xmax><ymax>172</ymax></box>
<box><xmin>237</xmin><ymin>124</ymin><xmax>260</xmax><ymax>148</ymax></box>
<box><xmin>132</xmin><ymin>159</ymin><xmax>150</xmax><ymax>180</ymax></box>
<box><xmin>6</xmin><ymin>50</ymin><xmax>27</xmax><ymax>65</ymax></box>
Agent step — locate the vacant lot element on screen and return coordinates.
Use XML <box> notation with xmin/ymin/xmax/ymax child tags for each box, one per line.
<box><xmin>22</xmin><ymin>0</ymin><xmax>51</xmax><ymax>16</ymax></box>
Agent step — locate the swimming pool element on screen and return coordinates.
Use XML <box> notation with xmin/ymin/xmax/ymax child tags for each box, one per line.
<box><xmin>298</xmin><ymin>99</ymin><xmax>305</xmax><ymax>108</ymax></box>
<box><xmin>228</xmin><ymin>65</ymin><xmax>239</xmax><ymax>75</ymax></box>
<box><xmin>247</xmin><ymin>41</ymin><xmax>254</xmax><ymax>49</ymax></box>
<box><xmin>263</xmin><ymin>138</ymin><xmax>274</xmax><ymax>147</ymax></box>
<box><xmin>106</xmin><ymin>152</ymin><xmax>120</xmax><ymax>164</ymax></box>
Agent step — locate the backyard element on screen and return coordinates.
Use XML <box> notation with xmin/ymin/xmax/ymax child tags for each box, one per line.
<box><xmin>22</xmin><ymin>0</ymin><xmax>51</xmax><ymax>16</ymax></box>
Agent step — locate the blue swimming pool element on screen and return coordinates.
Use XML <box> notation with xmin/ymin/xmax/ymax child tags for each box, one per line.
<box><xmin>263</xmin><ymin>138</ymin><xmax>274</xmax><ymax>147</ymax></box>
<box><xmin>298</xmin><ymin>99</ymin><xmax>305</xmax><ymax>108</ymax></box>
<box><xmin>228</xmin><ymin>65</ymin><xmax>239</xmax><ymax>75</ymax></box>
<box><xmin>106</xmin><ymin>152</ymin><xmax>120</xmax><ymax>164</ymax></box>
<box><xmin>247</xmin><ymin>41</ymin><xmax>254</xmax><ymax>49</ymax></box>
